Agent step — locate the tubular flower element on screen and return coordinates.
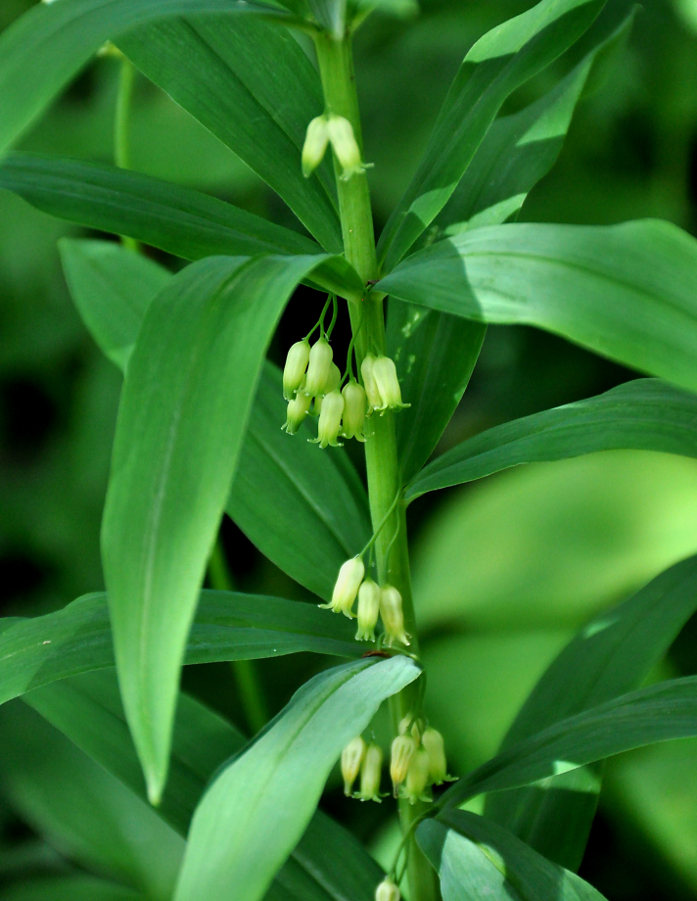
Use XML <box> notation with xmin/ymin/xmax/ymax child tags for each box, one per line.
<box><xmin>282</xmin><ymin>392</ymin><xmax>312</xmax><ymax>435</ymax></box>
<box><xmin>422</xmin><ymin>726</ymin><xmax>451</xmax><ymax>784</ymax></box>
<box><xmin>321</xmin><ymin>556</ymin><xmax>364</xmax><ymax>616</ymax></box>
<box><xmin>302</xmin><ymin>115</ymin><xmax>330</xmax><ymax>178</ymax></box>
<box><xmin>375</xmin><ymin>878</ymin><xmax>401</xmax><ymax>901</ymax></box>
<box><xmin>355</xmin><ymin>578</ymin><xmax>381</xmax><ymax>641</ymax></box>
<box><xmin>313</xmin><ymin>362</ymin><xmax>341</xmax><ymax>415</ymax></box>
<box><xmin>314</xmin><ymin>389</ymin><xmax>344</xmax><ymax>448</ymax></box>
<box><xmin>282</xmin><ymin>340</ymin><xmax>310</xmax><ymax>399</ymax></box>
<box><xmin>303</xmin><ymin>338</ymin><xmax>334</xmax><ymax>397</ymax></box>
<box><xmin>360</xmin><ymin>354</ymin><xmax>382</xmax><ymax>411</ymax></box>
<box><xmin>341</xmin><ymin>380</ymin><xmax>367</xmax><ymax>441</ymax></box>
<box><xmin>389</xmin><ymin>733</ymin><xmax>417</xmax><ymax>796</ymax></box>
<box><xmin>371</xmin><ymin>356</ymin><xmax>409</xmax><ymax>412</ymax></box>
<box><xmin>379</xmin><ymin>585</ymin><xmax>411</xmax><ymax>646</ymax></box>
<box><xmin>341</xmin><ymin>736</ymin><xmax>366</xmax><ymax>796</ymax></box>
<box><xmin>326</xmin><ymin>114</ymin><xmax>364</xmax><ymax>180</ymax></box>
<box><xmin>355</xmin><ymin>742</ymin><xmax>383</xmax><ymax>802</ymax></box>
<box><xmin>403</xmin><ymin>746</ymin><xmax>432</xmax><ymax>804</ymax></box>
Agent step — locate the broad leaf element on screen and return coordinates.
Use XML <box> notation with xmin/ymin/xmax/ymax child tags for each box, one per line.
<box><xmin>406</xmin><ymin>379</ymin><xmax>697</xmax><ymax>501</ymax></box>
<box><xmin>4</xmin><ymin>158</ymin><xmax>359</xmax><ymax>297</ymax></box>
<box><xmin>417</xmin><ymin>810</ymin><xmax>607</xmax><ymax>900</ymax></box>
<box><xmin>378</xmin><ymin>221</ymin><xmax>697</xmax><ymax>395</ymax></box>
<box><xmin>101</xmin><ymin>253</ymin><xmax>338</xmax><ymax>803</ymax></box>
<box><xmin>0</xmin><ymin>0</ymin><xmax>278</xmax><ymax>158</ymax></box>
<box><xmin>386</xmin><ymin>304</ymin><xmax>485</xmax><ymax>485</ymax></box>
<box><xmin>0</xmin><ymin>702</ymin><xmax>184</xmax><ymax>899</ymax></box>
<box><xmin>376</xmin><ymin>0</ymin><xmax>605</xmax><ymax>271</ymax></box>
<box><xmin>24</xmin><ymin>670</ymin><xmax>384</xmax><ymax>900</ymax></box>
<box><xmin>118</xmin><ymin>15</ymin><xmax>341</xmax><ymax>249</ymax></box>
<box><xmin>175</xmin><ymin>655</ymin><xmax>420</xmax><ymax>900</ymax></box>
<box><xmin>440</xmin><ymin>676</ymin><xmax>697</xmax><ymax>808</ymax></box>
<box><xmin>0</xmin><ymin>589</ymin><xmax>362</xmax><ymax>708</ymax></box>
<box><xmin>484</xmin><ymin>553</ymin><xmax>697</xmax><ymax>869</ymax></box>
<box><xmin>61</xmin><ymin>240</ymin><xmax>370</xmax><ymax>600</ymax></box>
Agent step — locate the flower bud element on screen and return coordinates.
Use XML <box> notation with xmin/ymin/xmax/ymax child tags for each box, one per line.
<box><xmin>375</xmin><ymin>878</ymin><xmax>400</xmax><ymax>901</ymax></box>
<box><xmin>315</xmin><ymin>389</ymin><xmax>344</xmax><ymax>448</ymax></box>
<box><xmin>282</xmin><ymin>392</ymin><xmax>312</xmax><ymax>435</ymax></box>
<box><xmin>341</xmin><ymin>381</ymin><xmax>367</xmax><ymax>441</ymax></box>
<box><xmin>313</xmin><ymin>362</ymin><xmax>341</xmax><ymax>415</ymax></box>
<box><xmin>304</xmin><ymin>338</ymin><xmax>334</xmax><ymax>397</ymax></box>
<box><xmin>380</xmin><ymin>585</ymin><xmax>410</xmax><ymax>647</ymax></box>
<box><xmin>322</xmin><ymin>556</ymin><xmax>364</xmax><ymax>616</ymax></box>
<box><xmin>403</xmin><ymin>746</ymin><xmax>432</xmax><ymax>804</ymax></box>
<box><xmin>390</xmin><ymin>733</ymin><xmax>417</xmax><ymax>795</ymax></box>
<box><xmin>355</xmin><ymin>578</ymin><xmax>381</xmax><ymax>641</ymax></box>
<box><xmin>341</xmin><ymin>736</ymin><xmax>366</xmax><ymax>796</ymax></box>
<box><xmin>302</xmin><ymin>115</ymin><xmax>330</xmax><ymax>178</ymax></box>
<box><xmin>356</xmin><ymin>742</ymin><xmax>383</xmax><ymax>802</ymax></box>
<box><xmin>372</xmin><ymin>356</ymin><xmax>409</xmax><ymax>412</ymax></box>
<box><xmin>422</xmin><ymin>726</ymin><xmax>449</xmax><ymax>784</ymax></box>
<box><xmin>327</xmin><ymin>115</ymin><xmax>363</xmax><ymax>180</ymax></box>
<box><xmin>282</xmin><ymin>340</ymin><xmax>310</xmax><ymax>400</ymax></box>
<box><xmin>360</xmin><ymin>354</ymin><xmax>382</xmax><ymax>411</ymax></box>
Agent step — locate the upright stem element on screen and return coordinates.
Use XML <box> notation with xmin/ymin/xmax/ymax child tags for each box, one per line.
<box><xmin>314</xmin><ymin>30</ymin><xmax>439</xmax><ymax>901</ymax></box>
<box><xmin>114</xmin><ymin>56</ymin><xmax>140</xmax><ymax>254</ymax></box>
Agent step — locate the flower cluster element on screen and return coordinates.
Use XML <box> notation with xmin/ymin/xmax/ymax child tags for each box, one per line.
<box><xmin>390</xmin><ymin>718</ymin><xmax>453</xmax><ymax>804</ymax></box>
<box><xmin>281</xmin><ymin>338</ymin><xmax>368</xmax><ymax>447</ymax></box>
<box><xmin>361</xmin><ymin>354</ymin><xmax>409</xmax><ymax>414</ymax></box>
<box><xmin>302</xmin><ymin>113</ymin><xmax>365</xmax><ymax>181</ymax></box>
<box><xmin>341</xmin><ymin>736</ymin><xmax>385</xmax><ymax>803</ymax></box>
<box><xmin>321</xmin><ymin>557</ymin><xmax>411</xmax><ymax>646</ymax></box>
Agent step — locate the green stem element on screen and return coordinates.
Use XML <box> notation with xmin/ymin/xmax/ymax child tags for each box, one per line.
<box><xmin>208</xmin><ymin>537</ymin><xmax>269</xmax><ymax>735</ymax></box>
<box><xmin>314</xmin><ymin>30</ymin><xmax>439</xmax><ymax>901</ymax></box>
<box><xmin>114</xmin><ymin>56</ymin><xmax>140</xmax><ymax>254</ymax></box>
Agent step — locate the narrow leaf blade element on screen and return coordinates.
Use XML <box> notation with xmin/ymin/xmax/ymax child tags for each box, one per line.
<box><xmin>175</xmin><ymin>656</ymin><xmax>421</xmax><ymax>900</ymax></box>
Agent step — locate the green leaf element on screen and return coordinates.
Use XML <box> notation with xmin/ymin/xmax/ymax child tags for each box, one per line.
<box><xmin>406</xmin><ymin>379</ymin><xmax>697</xmax><ymax>501</ymax></box>
<box><xmin>101</xmin><ymin>253</ymin><xmax>336</xmax><ymax>803</ymax></box>
<box><xmin>0</xmin><ymin>589</ymin><xmax>363</xmax><ymax>708</ymax></box>
<box><xmin>0</xmin><ymin>702</ymin><xmax>184</xmax><ymax>899</ymax></box>
<box><xmin>377</xmin><ymin>221</ymin><xmax>697</xmax><ymax>395</ymax></box>
<box><xmin>386</xmin><ymin>305</ymin><xmax>485</xmax><ymax>485</ymax></box>
<box><xmin>0</xmin><ymin>0</ymin><xmax>278</xmax><ymax>159</ymax></box>
<box><xmin>0</xmin><ymin>875</ymin><xmax>142</xmax><ymax>901</ymax></box>
<box><xmin>0</xmin><ymin>159</ymin><xmax>359</xmax><ymax>297</ymax></box>
<box><xmin>118</xmin><ymin>15</ymin><xmax>341</xmax><ymax>249</ymax></box>
<box><xmin>483</xmin><ymin>553</ymin><xmax>697</xmax><ymax>869</ymax></box>
<box><xmin>175</xmin><ymin>656</ymin><xmax>421</xmax><ymax>900</ymax></box>
<box><xmin>376</xmin><ymin>0</ymin><xmax>605</xmax><ymax>271</ymax></box>
<box><xmin>60</xmin><ymin>240</ymin><xmax>370</xmax><ymax>600</ymax></box>
<box><xmin>227</xmin><ymin>364</ymin><xmax>372</xmax><ymax>599</ymax></box>
<box><xmin>440</xmin><ymin>675</ymin><xmax>697</xmax><ymax>808</ymax></box>
<box><xmin>23</xmin><ymin>670</ymin><xmax>385</xmax><ymax>900</ymax></box>
<box><xmin>417</xmin><ymin>810</ymin><xmax>607</xmax><ymax>900</ymax></box>
<box><xmin>433</xmin><ymin>12</ymin><xmax>635</xmax><ymax>235</ymax></box>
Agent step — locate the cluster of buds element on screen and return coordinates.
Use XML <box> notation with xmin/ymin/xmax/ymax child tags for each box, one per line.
<box><xmin>302</xmin><ymin>113</ymin><xmax>365</xmax><ymax>181</ymax></box>
<box><xmin>361</xmin><ymin>355</ymin><xmax>409</xmax><ymax>415</ymax></box>
<box><xmin>390</xmin><ymin>718</ymin><xmax>453</xmax><ymax>804</ymax></box>
<box><xmin>282</xmin><ymin>338</ymin><xmax>368</xmax><ymax>447</ymax></box>
<box><xmin>321</xmin><ymin>557</ymin><xmax>410</xmax><ymax>647</ymax></box>
<box><xmin>341</xmin><ymin>736</ymin><xmax>385</xmax><ymax>803</ymax></box>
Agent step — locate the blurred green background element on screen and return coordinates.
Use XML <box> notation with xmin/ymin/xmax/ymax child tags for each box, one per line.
<box><xmin>1</xmin><ymin>0</ymin><xmax>696</xmax><ymax>898</ymax></box>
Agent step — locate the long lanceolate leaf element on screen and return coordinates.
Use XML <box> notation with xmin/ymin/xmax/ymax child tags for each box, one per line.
<box><xmin>483</xmin><ymin>553</ymin><xmax>697</xmax><ymax>870</ymax></box>
<box><xmin>0</xmin><ymin>0</ymin><xmax>276</xmax><ymax>158</ymax></box>
<box><xmin>406</xmin><ymin>379</ymin><xmax>697</xmax><ymax>501</ymax></box>
<box><xmin>175</xmin><ymin>656</ymin><xmax>421</xmax><ymax>900</ymax></box>
<box><xmin>376</xmin><ymin>0</ymin><xmax>606</xmax><ymax>271</ymax></box>
<box><xmin>118</xmin><ymin>15</ymin><xmax>341</xmax><ymax>249</ymax></box>
<box><xmin>0</xmin><ymin>590</ymin><xmax>363</xmax><ymax>708</ymax></box>
<box><xmin>101</xmin><ymin>253</ymin><xmax>340</xmax><ymax>804</ymax></box>
<box><xmin>378</xmin><ymin>221</ymin><xmax>697</xmax><ymax>395</ymax></box>
<box><xmin>60</xmin><ymin>240</ymin><xmax>370</xmax><ymax>598</ymax></box>
<box><xmin>440</xmin><ymin>675</ymin><xmax>697</xmax><ymax>809</ymax></box>
<box><xmin>417</xmin><ymin>811</ymin><xmax>607</xmax><ymax>901</ymax></box>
